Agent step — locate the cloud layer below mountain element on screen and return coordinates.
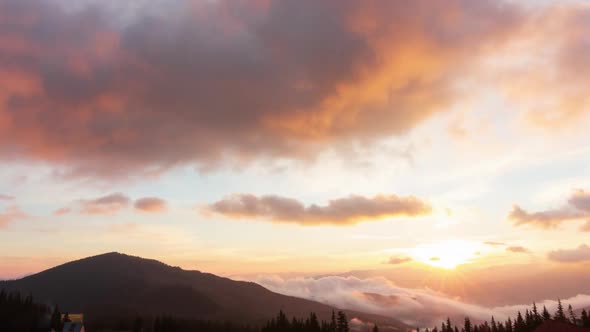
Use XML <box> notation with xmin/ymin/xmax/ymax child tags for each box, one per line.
<box><xmin>252</xmin><ymin>274</ymin><xmax>590</xmax><ymax>327</ymax></box>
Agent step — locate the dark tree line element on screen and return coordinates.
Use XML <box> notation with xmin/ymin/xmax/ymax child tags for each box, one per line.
<box><xmin>262</xmin><ymin>310</ymin><xmax>355</xmax><ymax>332</ymax></box>
<box><xmin>423</xmin><ymin>300</ymin><xmax>590</xmax><ymax>332</ymax></box>
<box><xmin>0</xmin><ymin>289</ymin><xmax>51</xmax><ymax>331</ymax></box>
<box><xmin>151</xmin><ymin>315</ymin><xmax>255</xmax><ymax>332</ymax></box>
<box><xmin>4</xmin><ymin>287</ymin><xmax>590</xmax><ymax>332</ymax></box>
<box><xmin>0</xmin><ymin>288</ymin><xmax>74</xmax><ymax>332</ymax></box>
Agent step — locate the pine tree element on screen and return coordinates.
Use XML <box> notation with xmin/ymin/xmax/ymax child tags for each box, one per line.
<box><xmin>331</xmin><ymin>310</ymin><xmax>337</xmax><ymax>332</ymax></box>
<box><xmin>337</xmin><ymin>311</ymin><xmax>349</xmax><ymax>332</ymax></box>
<box><xmin>532</xmin><ymin>303</ymin><xmax>541</xmax><ymax>325</ymax></box>
<box><xmin>568</xmin><ymin>304</ymin><xmax>577</xmax><ymax>325</ymax></box>
<box><xmin>581</xmin><ymin>309</ymin><xmax>590</xmax><ymax>328</ymax></box>
<box><xmin>524</xmin><ymin>309</ymin><xmax>532</xmax><ymax>330</ymax></box>
<box><xmin>491</xmin><ymin>316</ymin><xmax>498</xmax><ymax>332</ymax></box>
<box><xmin>372</xmin><ymin>324</ymin><xmax>379</xmax><ymax>332</ymax></box>
<box><xmin>515</xmin><ymin>311</ymin><xmax>525</xmax><ymax>332</ymax></box>
<box><xmin>554</xmin><ymin>299</ymin><xmax>567</xmax><ymax>322</ymax></box>
<box><xmin>464</xmin><ymin>317</ymin><xmax>472</xmax><ymax>332</ymax></box>
<box><xmin>50</xmin><ymin>305</ymin><xmax>62</xmax><ymax>331</ymax></box>
<box><xmin>277</xmin><ymin>310</ymin><xmax>290</xmax><ymax>331</ymax></box>
<box><xmin>505</xmin><ymin>318</ymin><xmax>513</xmax><ymax>332</ymax></box>
<box><xmin>542</xmin><ymin>306</ymin><xmax>551</xmax><ymax>321</ymax></box>
<box><xmin>309</xmin><ymin>312</ymin><xmax>321</xmax><ymax>332</ymax></box>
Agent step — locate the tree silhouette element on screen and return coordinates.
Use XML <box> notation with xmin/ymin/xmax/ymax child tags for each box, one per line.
<box><xmin>337</xmin><ymin>311</ymin><xmax>349</xmax><ymax>332</ymax></box>
<box><xmin>568</xmin><ymin>304</ymin><xmax>577</xmax><ymax>325</ymax></box>
<box><xmin>531</xmin><ymin>303</ymin><xmax>541</xmax><ymax>325</ymax></box>
<box><xmin>464</xmin><ymin>317</ymin><xmax>472</xmax><ymax>332</ymax></box>
<box><xmin>542</xmin><ymin>305</ymin><xmax>551</xmax><ymax>321</ymax></box>
<box><xmin>554</xmin><ymin>299</ymin><xmax>567</xmax><ymax>322</ymax></box>
<box><xmin>581</xmin><ymin>309</ymin><xmax>590</xmax><ymax>328</ymax></box>
<box><xmin>50</xmin><ymin>305</ymin><xmax>62</xmax><ymax>331</ymax></box>
<box><xmin>429</xmin><ymin>300</ymin><xmax>589</xmax><ymax>332</ymax></box>
<box><xmin>0</xmin><ymin>289</ymin><xmax>51</xmax><ymax>332</ymax></box>
<box><xmin>331</xmin><ymin>310</ymin><xmax>337</xmax><ymax>332</ymax></box>
<box><xmin>505</xmin><ymin>317</ymin><xmax>513</xmax><ymax>332</ymax></box>
<box><xmin>133</xmin><ymin>316</ymin><xmax>143</xmax><ymax>332</ymax></box>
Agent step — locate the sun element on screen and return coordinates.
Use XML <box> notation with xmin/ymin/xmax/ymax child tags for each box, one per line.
<box><xmin>411</xmin><ymin>240</ymin><xmax>479</xmax><ymax>269</ymax></box>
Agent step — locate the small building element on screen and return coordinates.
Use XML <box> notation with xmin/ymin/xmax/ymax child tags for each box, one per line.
<box><xmin>61</xmin><ymin>313</ymin><xmax>85</xmax><ymax>332</ymax></box>
<box><xmin>533</xmin><ymin>320</ymin><xmax>590</xmax><ymax>332</ymax></box>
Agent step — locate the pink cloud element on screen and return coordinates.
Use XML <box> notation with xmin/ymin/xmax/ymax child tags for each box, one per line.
<box><xmin>134</xmin><ymin>197</ymin><xmax>167</xmax><ymax>213</ymax></box>
<box><xmin>510</xmin><ymin>189</ymin><xmax>590</xmax><ymax>229</ymax></box>
<box><xmin>79</xmin><ymin>193</ymin><xmax>131</xmax><ymax>215</ymax></box>
<box><xmin>0</xmin><ymin>194</ymin><xmax>14</xmax><ymax>200</ymax></box>
<box><xmin>53</xmin><ymin>207</ymin><xmax>71</xmax><ymax>216</ymax></box>
<box><xmin>387</xmin><ymin>257</ymin><xmax>413</xmax><ymax>265</ymax></box>
<box><xmin>506</xmin><ymin>246</ymin><xmax>529</xmax><ymax>253</ymax></box>
<box><xmin>0</xmin><ymin>205</ymin><xmax>29</xmax><ymax>229</ymax></box>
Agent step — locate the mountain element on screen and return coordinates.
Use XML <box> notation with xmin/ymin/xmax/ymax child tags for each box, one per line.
<box><xmin>0</xmin><ymin>252</ymin><xmax>409</xmax><ymax>331</ymax></box>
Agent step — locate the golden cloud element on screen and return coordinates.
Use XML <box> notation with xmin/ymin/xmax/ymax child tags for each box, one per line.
<box><xmin>206</xmin><ymin>193</ymin><xmax>432</xmax><ymax>225</ymax></box>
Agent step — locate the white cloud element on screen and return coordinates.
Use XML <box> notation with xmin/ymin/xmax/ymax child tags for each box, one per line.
<box><xmin>251</xmin><ymin>274</ymin><xmax>590</xmax><ymax>328</ymax></box>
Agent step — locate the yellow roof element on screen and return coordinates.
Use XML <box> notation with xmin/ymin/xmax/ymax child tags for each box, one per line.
<box><xmin>61</xmin><ymin>313</ymin><xmax>84</xmax><ymax>323</ymax></box>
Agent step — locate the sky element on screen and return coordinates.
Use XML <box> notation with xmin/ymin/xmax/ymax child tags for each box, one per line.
<box><xmin>1</xmin><ymin>0</ymin><xmax>590</xmax><ymax>325</ymax></box>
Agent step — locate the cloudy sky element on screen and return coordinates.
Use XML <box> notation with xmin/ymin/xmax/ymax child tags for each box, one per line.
<box><xmin>1</xmin><ymin>0</ymin><xmax>590</xmax><ymax>324</ymax></box>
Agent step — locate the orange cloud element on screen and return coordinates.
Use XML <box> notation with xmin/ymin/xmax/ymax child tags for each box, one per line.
<box><xmin>207</xmin><ymin>193</ymin><xmax>431</xmax><ymax>225</ymax></box>
<box><xmin>569</xmin><ymin>189</ymin><xmax>590</xmax><ymax>212</ymax></box>
<box><xmin>509</xmin><ymin>205</ymin><xmax>584</xmax><ymax>229</ymax></box>
<box><xmin>486</xmin><ymin>3</ymin><xmax>590</xmax><ymax>129</ymax></box>
<box><xmin>510</xmin><ymin>189</ymin><xmax>590</xmax><ymax>230</ymax></box>
<box><xmin>53</xmin><ymin>207</ymin><xmax>71</xmax><ymax>216</ymax></box>
<box><xmin>57</xmin><ymin>193</ymin><xmax>168</xmax><ymax>215</ymax></box>
<box><xmin>387</xmin><ymin>257</ymin><xmax>413</xmax><ymax>265</ymax></box>
<box><xmin>484</xmin><ymin>241</ymin><xmax>506</xmax><ymax>246</ymax></box>
<box><xmin>0</xmin><ymin>205</ymin><xmax>29</xmax><ymax>228</ymax></box>
<box><xmin>78</xmin><ymin>193</ymin><xmax>131</xmax><ymax>215</ymax></box>
<box><xmin>134</xmin><ymin>197</ymin><xmax>167</xmax><ymax>213</ymax></box>
<box><xmin>506</xmin><ymin>246</ymin><xmax>528</xmax><ymax>253</ymax></box>
<box><xmin>548</xmin><ymin>244</ymin><xmax>590</xmax><ymax>263</ymax></box>
<box><xmin>0</xmin><ymin>0</ymin><xmax>523</xmax><ymax>178</ymax></box>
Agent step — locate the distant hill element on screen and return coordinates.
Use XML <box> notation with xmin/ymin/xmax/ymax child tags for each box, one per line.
<box><xmin>0</xmin><ymin>252</ymin><xmax>409</xmax><ymax>331</ymax></box>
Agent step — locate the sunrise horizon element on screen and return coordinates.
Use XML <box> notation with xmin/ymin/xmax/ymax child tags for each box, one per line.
<box><xmin>1</xmin><ymin>0</ymin><xmax>590</xmax><ymax>331</ymax></box>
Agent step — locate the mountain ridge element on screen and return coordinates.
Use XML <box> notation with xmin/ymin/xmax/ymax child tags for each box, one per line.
<box><xmin>0</xmin><ymin>252</ymin><xmax>409</xmax><ymax>331</ymax></box>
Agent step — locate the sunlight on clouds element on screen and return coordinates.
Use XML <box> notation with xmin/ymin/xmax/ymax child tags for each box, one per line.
<box><xmin>411</xmin><ymin>240</ymin><xmax>482</xmax><ymax>269</ymax></box>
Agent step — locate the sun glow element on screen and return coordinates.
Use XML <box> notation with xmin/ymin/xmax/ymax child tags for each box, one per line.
<box><xmin>411</xmin><ymin>240</ymin><xmax>480</xmax><ymax>269</ymax></box>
